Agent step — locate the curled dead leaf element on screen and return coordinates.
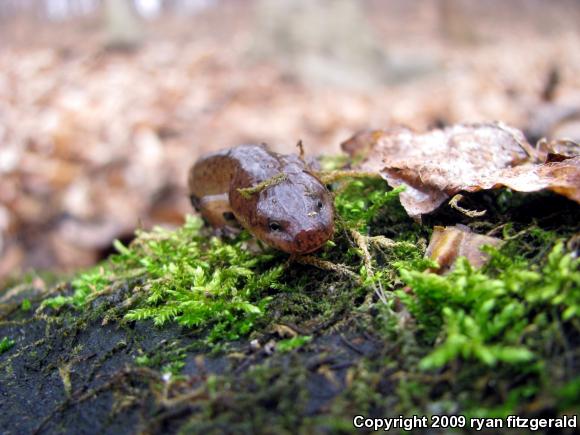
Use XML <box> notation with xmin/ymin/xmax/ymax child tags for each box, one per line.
<box><xmin>342</xmin><ymin>123</ymin><xmax>580</xmax><ymax>218</ymax></box>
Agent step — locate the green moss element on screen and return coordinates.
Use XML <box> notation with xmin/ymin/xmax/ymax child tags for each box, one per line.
<box><xmin>362</xmin><ymin>237</ymin><xmax>579</xmax><ymax>418</ymax></box>
<box><xmin>41</xmin><ymin>217</ymin><xmax>286</xmax><ymax>341</ymax></box>
<box><xmin>334</xmin><ymin>180</ymin><xmax>407</xmax><ymax>233</ymax></box>
<box><xmin>20</xmin><ymin>299</ymin><xmax>32</xmax><ymax>312</ymax></box>
<box><xmin>26</xmin><ymin>174</ymin><xmax>579</xmax><ymax>426</ymax></box>
<box><xmin>0</xmin><ymin>337</ymin><xmax>15</xmax><ymax>354</ymax></box>
<box><xmin>276</xmin><ymin>335</ymin><xmax>312</xmax><ymax>352</ymax></box>
<box><xmin>133</xmin><ymin>339</ymin><xmax>203</xmax><ymax>376</ymax></box>
<box><xmin>557</xmin><ymin>376</ymin><xmax>580</xmax><ymax>410</ymax></box>
<box><xmin>394</xmin><ymin>241</ymin><xmax>579</xmax><ymax>370</ymax></box>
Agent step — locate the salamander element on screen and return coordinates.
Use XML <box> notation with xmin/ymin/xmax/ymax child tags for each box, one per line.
<box><xmin>188</xmin><ymin>144</ymin><xmax>334</xmax><ymax>254</ymax></box>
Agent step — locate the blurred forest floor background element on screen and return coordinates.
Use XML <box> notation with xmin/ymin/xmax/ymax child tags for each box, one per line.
<box><xmin>1</xmin><ymin>0</ymin><xmax>580</xmax><ymax>283</ymax></box>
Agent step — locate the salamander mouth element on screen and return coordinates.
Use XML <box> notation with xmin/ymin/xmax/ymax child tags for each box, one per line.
<box><xmin>292</xmin><ymin>243</ymin><xmax>326</xmax><ymax>255</ymax></box>
<box><xmin>287</xmin><ymin>225</ymin><xmax>334</xmax><ymax>254</ymax></box>
<box><xmin>258</xmin><ymin>230</ymin><xmax>331</xmax><ymax>254</ymax></box>
<box><xmin>252</xmin><ymin>220</ymin><xmax>334</xmax><ymax>254</ymax></box>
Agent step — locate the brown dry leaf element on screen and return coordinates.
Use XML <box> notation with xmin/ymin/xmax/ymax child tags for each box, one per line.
<box><xmin>426</xmin><ymin>225</ymin><xmax>504</xmax><ymax>274</ymax></box>
<box><xmin>466</xmin><ymin>156</ymin><xmax>580</xmax><ymax>203</ymax></box>
<box><xmin>342</xmin><ymin>123</ymin><xmax>579</xmax><ymax>218</ymax></box>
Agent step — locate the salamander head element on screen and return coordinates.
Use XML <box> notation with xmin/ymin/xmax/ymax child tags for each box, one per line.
<box><xmin>250</xmin><ymin>172</ymin><xmax>334</xmax><ymax>254</ymax></box>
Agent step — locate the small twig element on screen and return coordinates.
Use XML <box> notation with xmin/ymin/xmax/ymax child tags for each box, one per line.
<box><xmin>350</xmin><ymin>229</ymin><xmax>372</xmax><ymax>273</ymax></box>
<box><xmin>292</xmin><ymin>255</ymin><xmax>359</xmax><ymax>281</ymax></box>
<box><xmin>339</xmin><ymin>334</ymin><xmax>365</xmax><ymax>355</ymax></box>
<box><xmin>159</xmin><ymin>385</ymin><xmax>207</xmax><ymax>408</ymax></box>
<box><xmin>449</xmin><ymin>194</ymin><xmax>486</xmax><ymax>218</ymax></box>
<box><xmin>368</xmin><ymin>235</ymin><xmax>396</xmax><ymax>248</ymax></box>
<box><xmin>237</xmin><ymin>173</ymin><xmax>288</xmax><ymax>199</ymax></box>
<box><xmin>296</xmin><ymin>139</ymin><xmax>305</xmax><ymax>161</ymax></box>
<box><xmin>58</xmin><ymin>362</ymin><xmax>73</xmax><ymax>398</ymax></box>
<box><xmin>349</xmin><ymin>229</ymin><xmax>387</xmax><ymax>305</ymax></box>
<box><xmin>503</xmin><ymin>229</ymin><xmax>530</xmax><ymax>241</ymax></box>
<box><xmin>485</xmin><ymin>223</ymin><xmax>508</xmax><ymax>237</ymax></box>
<box><xmin>368</xmin><ymin>235</ymin><xmax>417</xmax><ymax>250</ymax></box>
<box><xmin>317</xmin><ymin>170</ymin><xmax>382</xmax><ymax>185</ymax></box>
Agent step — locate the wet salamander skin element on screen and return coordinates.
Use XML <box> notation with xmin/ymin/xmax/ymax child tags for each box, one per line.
<box><xmin>188</xmin><ymin>145</ymin><xmax>334</xmax><ymax>254</ymax></box>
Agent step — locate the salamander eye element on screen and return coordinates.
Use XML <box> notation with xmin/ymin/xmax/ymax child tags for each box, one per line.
<box><xmin>269</xmin><ymin>221</ymin><xmax>282</xmax><ymax>232</ymax></box>
<box><xmin>316</xmin><ymin>199</ymin><xmax>324</xmax><ymax>209</ymax></box>
<box><xmin>222</xmin><ymin>212</ymin><xmax>236</xmax><ymax>222</ymax></box>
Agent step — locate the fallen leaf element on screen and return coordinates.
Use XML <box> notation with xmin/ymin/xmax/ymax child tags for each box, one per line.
<box><xmin>426</xmin><ymin>225</ymin><xmax>504</xmax><ymax>273</ymax></box>
<box><xmin>342</xmin><ymin>123</ymin><xmax>579</xmax><ymax>218</ymax></box>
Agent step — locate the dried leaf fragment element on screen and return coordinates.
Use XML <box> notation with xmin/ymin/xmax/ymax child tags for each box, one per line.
<box><xmin>426</xmin><ymin>225</ymin><xmax>504</xmax><ymax>274</ymax></box>
<box><xmin>466</xmin><ymin>156</ymin><xmax>580</xmax><ymax>203</ymax></box>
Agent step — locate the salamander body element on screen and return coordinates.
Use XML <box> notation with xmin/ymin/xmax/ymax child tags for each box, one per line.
<box><xmin>188</xmin><ymin>144</ymin><xmax>334</xmax><ymax>254</ymax></box>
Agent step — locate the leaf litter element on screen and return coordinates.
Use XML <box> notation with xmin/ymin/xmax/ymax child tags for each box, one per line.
<box><xmin>342</xmin><ymin>123</ymin><xmax>580</xmax><ymax>219</ymax></box>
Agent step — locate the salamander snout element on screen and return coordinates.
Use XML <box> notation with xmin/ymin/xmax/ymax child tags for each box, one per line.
<box><xmin>292</xmin><ymin>225</ymin><xmax>334</xmax><ymax>254</ymax></box>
